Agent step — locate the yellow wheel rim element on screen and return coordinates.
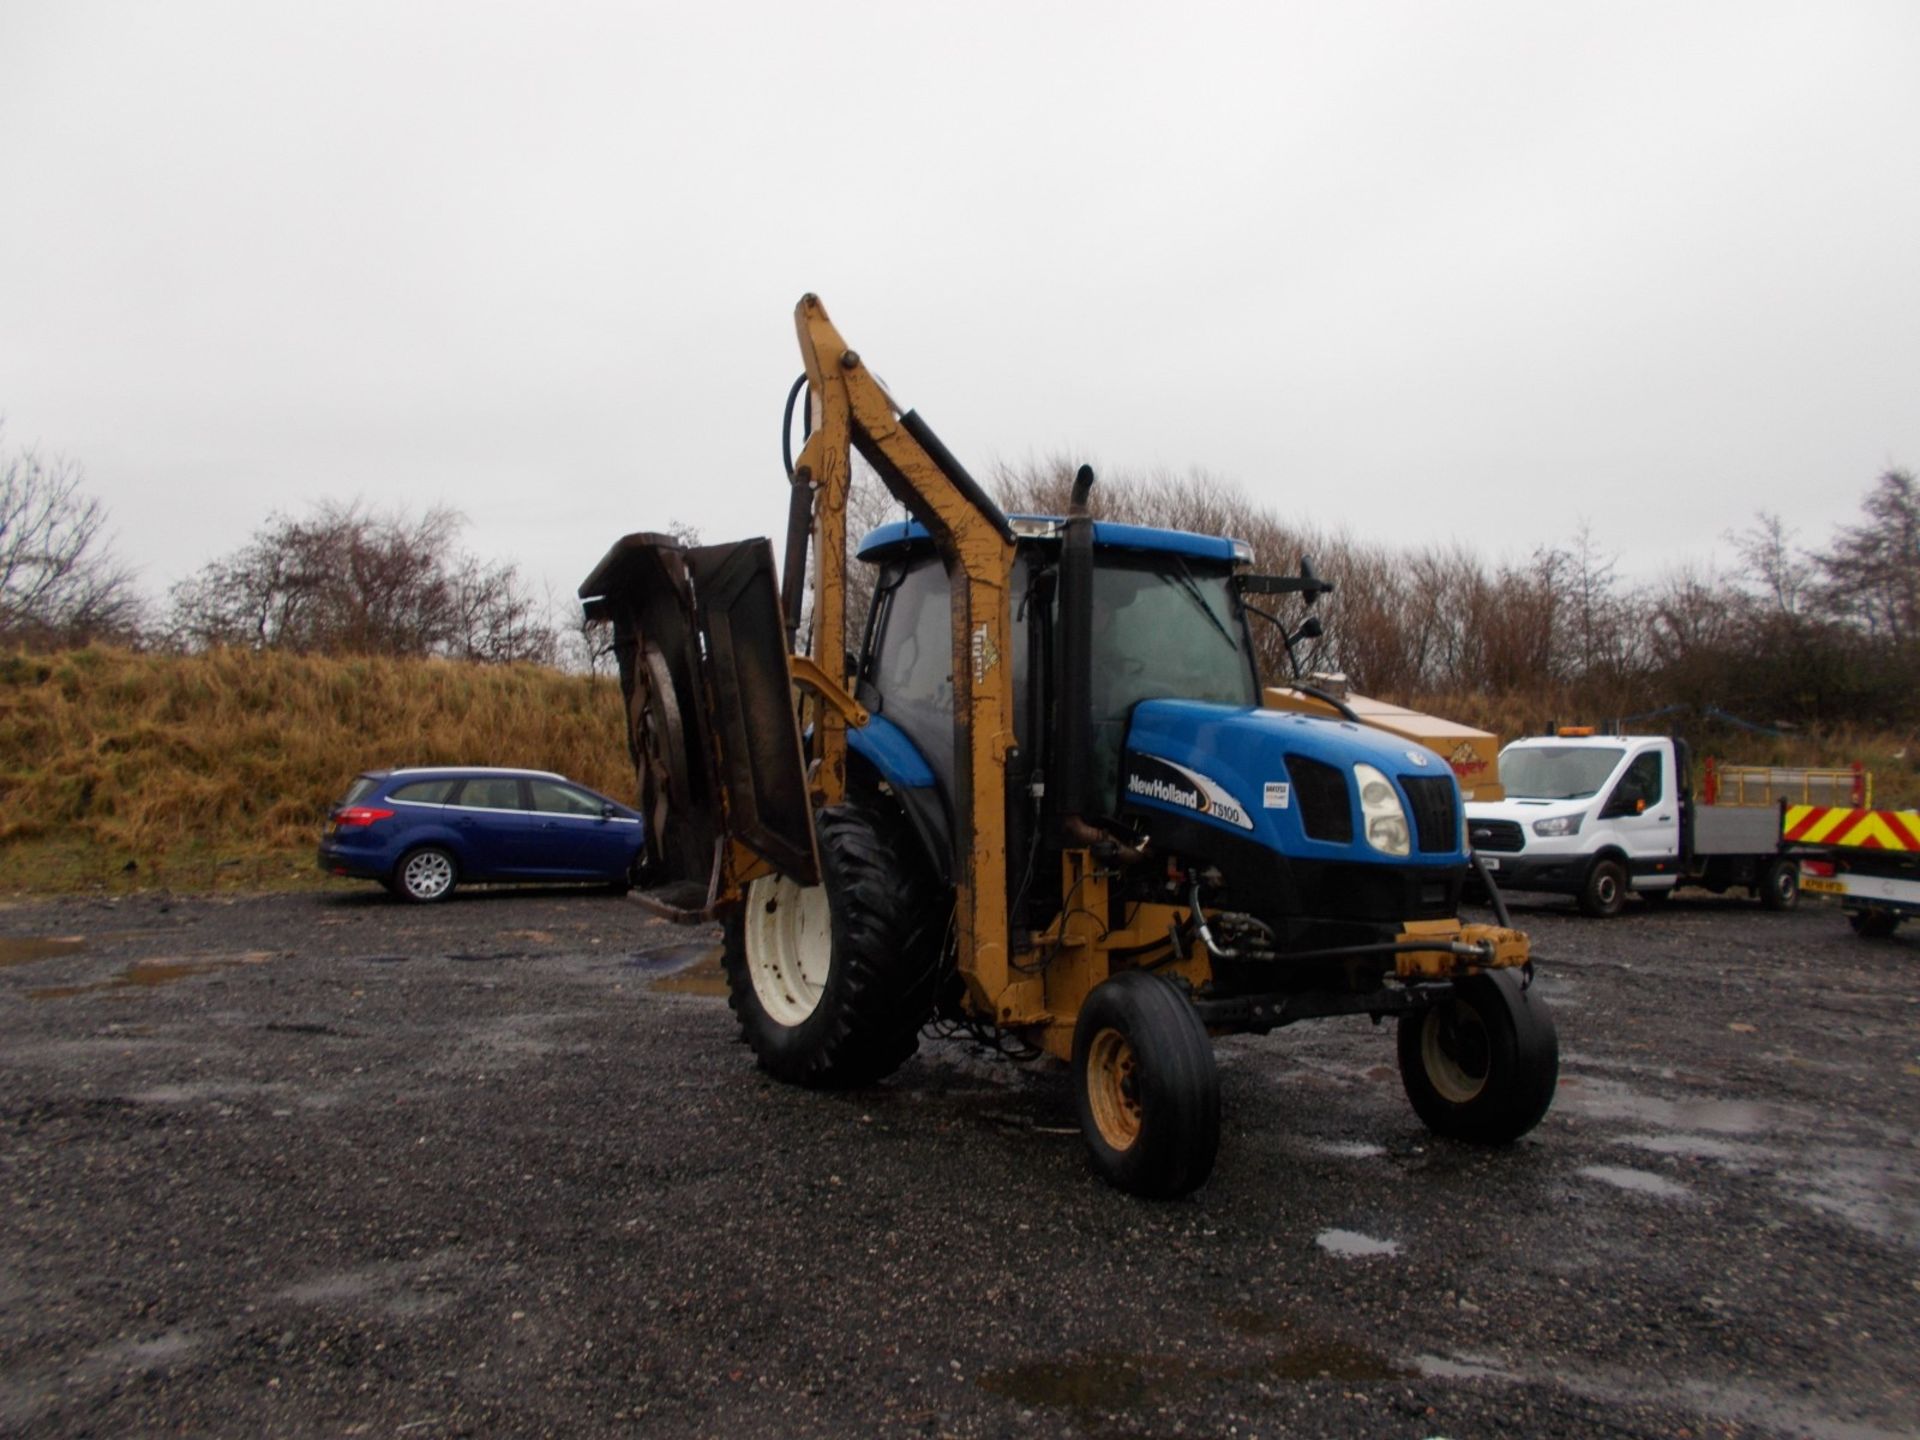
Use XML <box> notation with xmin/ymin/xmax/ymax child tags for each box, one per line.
<box><xmin>1421</xmin><ymin>999</ymin><xmax>1491</xmax><ymax>1104</ymax></box>
<box><xmin>1086</xmin><ymin>1027</ymin><xmax>1143</xmax><ymax>1151</ymax></box>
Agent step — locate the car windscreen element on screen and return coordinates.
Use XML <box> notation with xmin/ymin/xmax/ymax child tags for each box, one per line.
<box><xmin>1498</xmin><ymin>745</ymin><xmax>1625</xmax><ymax>800</ymax></box>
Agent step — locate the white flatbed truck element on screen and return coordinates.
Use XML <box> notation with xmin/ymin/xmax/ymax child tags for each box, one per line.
<box><xmin>1463</xmin><ymin>731</ymin><xmax>1864</xmax><ymax>918</ymax></box>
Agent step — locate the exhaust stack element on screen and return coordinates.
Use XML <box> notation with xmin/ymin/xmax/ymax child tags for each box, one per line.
<box><xmin>1056</xmin><ymin>465</ymin><xmax>1096</xmax><ymax>825</ymax></box>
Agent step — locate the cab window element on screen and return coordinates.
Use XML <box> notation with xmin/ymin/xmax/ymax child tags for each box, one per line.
<box><xmin>862</xmin><ymin>555</ymin><xmax>1034</xmax><ymax>804</ymax></box>
<box><xmin>1602</xmin><ymin>752</ymin><xmax>1663</xmax><ymax>817</ymax></box>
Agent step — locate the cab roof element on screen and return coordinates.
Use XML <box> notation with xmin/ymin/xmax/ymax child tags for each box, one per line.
<box><xmin>855</xmin><ymin>516</ymin><xmax>1251</xmax><ymax>566</ymax></box>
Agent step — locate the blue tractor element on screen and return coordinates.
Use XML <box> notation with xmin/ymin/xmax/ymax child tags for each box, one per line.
<box><xmin>581</xmin><ymin>296</ymin><xmax>1556</xmax><ymax>1198</ymax></box>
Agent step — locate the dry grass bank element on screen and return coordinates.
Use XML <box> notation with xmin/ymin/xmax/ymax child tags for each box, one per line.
<box><xmin>3</xmin><ymin>648</ymin><xmax>1913</xmax><ymax>895</ymax></box>
<box><xmin>0</xmin><ymin>647</ymin><xmax>630</xmax><ymax>892</ymax></box>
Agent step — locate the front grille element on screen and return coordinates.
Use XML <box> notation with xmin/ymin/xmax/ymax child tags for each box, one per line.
<box><xmin>1468</xmin><ymin>817</ymin><xmax>1524</xmax><ymax>853</ymax></box>
<box><xmin>1287</xmin><ymin>755</ymin><xmax>1353</xmax><ymax>843</ymax></box>
<box><xmin>1399</xmin><ymin>775</ymin><xmax>1460</xmax><ymax>854</ymax></box>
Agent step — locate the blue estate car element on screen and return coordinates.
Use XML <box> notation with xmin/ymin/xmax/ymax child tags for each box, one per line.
<box><xmin>318</xmin><ymin>767</ymin><xmax>647</xmax><ymax>902</ymax></box>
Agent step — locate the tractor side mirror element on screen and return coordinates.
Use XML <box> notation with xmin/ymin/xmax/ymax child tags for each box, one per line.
<box><xmin>1298</xmin><ymin>556</ymin><xmax>1327</xmax><ymax>608</ymax></box>
<box><xmin>1233</xmin><ymin>563</ymin><xmax>1335</xmax><ymax>605</ymax></box>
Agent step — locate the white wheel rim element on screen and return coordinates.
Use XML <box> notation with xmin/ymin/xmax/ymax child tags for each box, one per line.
<box><xmin>743</xmin><ymin>873</ymin><xmax>832</xmax><ymax>1027</ymax></box>
<box><xmin>404</xmin><ymin>851</ymin><xmax>452</xmax><ymax>899</ymax></box>
<box><xmin>1422</xmin><ymin>1000</ymin><xmax>1491</xmax><ymax>1104</ymax></box>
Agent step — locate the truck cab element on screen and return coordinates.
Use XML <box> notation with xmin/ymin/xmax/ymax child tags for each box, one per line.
<box><xmin>1466</xmin><ymin>732</ymin><xmax>1801</xmax><ymax>917</ymax></box>
<box><xmin>1465</xmin><ymin>734</ymin><xmax>1682</xmax><ymax>916</ymax></box>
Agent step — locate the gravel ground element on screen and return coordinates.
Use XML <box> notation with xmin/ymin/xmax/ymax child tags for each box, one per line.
<box><xmin>1</xmin><ymin>884</ymin><xmax>1916</xmax><ymax>1439</ymax></box>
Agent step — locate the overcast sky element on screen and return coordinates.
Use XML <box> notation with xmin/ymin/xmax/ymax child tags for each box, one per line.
<box><xmin>3</xmin><ymin>1</ymin><xmax>1916</xmax><ymax>617</ymax></box>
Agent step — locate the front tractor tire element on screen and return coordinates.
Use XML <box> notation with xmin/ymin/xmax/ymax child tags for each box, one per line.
<box><xmin>722</xmin><ymin>802</ymin><xmax>946</xmax><ymax>1089</ymax></box>
<box><xmin>1398</xmin><ymin>970</ymin><xmax>1558</xmax><ymax>1144</ymax></box>
<box><xmin>1072</xmin><ymin>971</ymin><xmax>1220</xmax><ymax>1199</ymax></box>
<box><xmin>1578</xmin><ymin>857</ymin><xmax>1628</xmax><ymax>918</ymax></box>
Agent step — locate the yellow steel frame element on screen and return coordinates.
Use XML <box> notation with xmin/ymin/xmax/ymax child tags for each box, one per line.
<box><xmin>789</xmin><ymin>295</ymin><xmax>1037</xmax><ymax>1025</ymax></box>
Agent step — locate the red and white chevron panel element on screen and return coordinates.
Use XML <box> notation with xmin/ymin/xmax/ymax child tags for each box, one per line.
<box><xmin>1783</xmin><ymin>806</ymin><xmax>1920</xmax><ymax>851</ymax></box>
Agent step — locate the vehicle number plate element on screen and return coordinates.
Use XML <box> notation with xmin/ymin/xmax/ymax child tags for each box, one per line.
<box><xmin>1799</xmin><ymin>875</ymin><xmax>1845</xmax><ymax>895</ymax></box>
<box><xmin>1479</xmin><ymin>856</ymin><xmax>1500</xmax><ymax>870</ymax></box>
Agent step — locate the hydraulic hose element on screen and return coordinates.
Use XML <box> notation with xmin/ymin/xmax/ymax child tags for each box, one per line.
<box><xmin>780</xmin><ymin>373</ymin><xmax>809</xmax><ymax>480</ymax></box>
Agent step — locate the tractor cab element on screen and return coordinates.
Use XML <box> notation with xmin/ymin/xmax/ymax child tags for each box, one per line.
<box><xmin>851</xmin><ymin>516</ymin><xmax>1257</xmax><ymax>838</ymax></box>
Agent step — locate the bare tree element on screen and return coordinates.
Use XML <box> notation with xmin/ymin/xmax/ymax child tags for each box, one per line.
<box><xmin>1817</xmin><ymin>469</ymin><xmax>1920</xmax><ymax>642</ymax></box>
<box><xmin>168</xmin><ymin>499</ymin><xmax>554</xmax><ymax>662</ymax></box>
<box><xmin>1729</xmin><ymin>512</ymin><xmax>1814</xmax><ymax>620</ymax></box>
<box><xmin>0</xmin><ymin>430</ymin><xmax>144</xmax><ymax>646</ymax></box>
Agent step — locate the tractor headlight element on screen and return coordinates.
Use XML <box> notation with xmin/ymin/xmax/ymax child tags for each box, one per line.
<box><xmin>1532</xmin><ymin>814</ymin><xmax>1584</xmax><ymax>837</ymax></box>
<box><xmin>1354</xmin><ymin>763</ymin><xmax>1411</xmax><ymax>857</ymax></box>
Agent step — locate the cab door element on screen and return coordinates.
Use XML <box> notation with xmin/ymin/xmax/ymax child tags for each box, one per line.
<box><xmin>1598</xmin><ymin>745</ymin><xmax>1680</xmax><ymax>865</ymax></box>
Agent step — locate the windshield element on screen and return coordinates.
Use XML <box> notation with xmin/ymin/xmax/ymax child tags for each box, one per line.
<box><xmin>1087</xmin><ymin>556</ymin><xmax>1256</xmax><ymax>808</ymax></box>
<box><xmin>1498</xmin><ymin>745</ymin><xmax>1625</xmax><ymax>801</ymax></box>
<box><xmin>1092</xmin><ymin>556</ymin><xmax>1257</xmax><ymax>713</ymax></box>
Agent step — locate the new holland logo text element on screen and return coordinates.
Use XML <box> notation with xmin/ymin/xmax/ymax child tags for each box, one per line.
<box><xmin>1128</xmin><ymin>773</ymin><xmax>1202</xmax><ymax>809</ymax></box>
<box><xmin>1123</xmin><ymin>756</ymin><xmax>1254</xmax><ymax>830</ymax></box>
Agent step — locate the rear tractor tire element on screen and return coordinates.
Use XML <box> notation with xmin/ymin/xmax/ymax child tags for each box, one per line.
<box><xmin>1578</xmin><ymin>858</ymin><xmax>1628</xmax><ymax>918</ymax></box>
<box><xmin>1758</xmin><ymin>859</ymin><xmax>1800</xmax><ymax>912</ymax></box>
<box><xmin>1072</xmin><ymin>971</ymin><xmax>1220</xmax><ymax>1199</ymax></box>
<box><xmin>1398</xmin><ymin>970</ymin><xmax>1557</xmax><ymax>1144</ymax></box>
<box><xmin>722</xmin><ymin>801</ymin><xmax>947</xmax><ymax>1089</ymax></box>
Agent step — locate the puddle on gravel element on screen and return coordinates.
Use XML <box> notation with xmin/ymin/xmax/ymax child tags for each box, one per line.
<box><xmin>979</xmin><ymin>1342</ymin><xmax>1401</xmax><ymax>1413</ymax></box>
<box><xmin>0</xmin><ymin>935</ymin><xmax>86</xmax><ymax>968</ymax></box>
<box><xmin>1557</xmin><ymin>1078</ymin><xmax>1775</xmax><ymax>1135</ymax></box>
<box><xmin>631</xmin><ymin>945</ymin><xmax>727</xmax><ymax>997</ymax></box>
<box><xmin>1621</xmin><ymin>1132</ymin><xmax>1756</xmax><ymax>1162</ymax></box>
<box><xmin>1314</xmin><ymin>1139</ymin><xmax>1387</xmax><ymax>1160</ymax></box>
<box><xmin>1793</xmin><ymin>1148</ymin><xmax>1920</xmax><ymax>1246</ymax></box>
<box><xmin>28</xmin><ymin>953</ymin><xmax>270</xmax><ymax>1001</ymax></box>
<box><xmin>1415</xmin><ymin>1352</ymin><xmax>1520</xmax><ymax>1382</ymax></box>
<box><xmin>1578</xmin><ymin>1165</ymin><xmax>1691</xmax><ymax>1200</ymax></box>
<box><xmin>1316</xmin><ymin>1228</ymin><xmax>1401</xmax><ymax>1258</ymax></box>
